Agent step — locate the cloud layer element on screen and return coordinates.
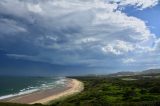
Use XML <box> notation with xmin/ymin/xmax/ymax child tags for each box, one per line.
<box><xmin>0</xmin><ymin>0</ymin><xmax>160</xmax><ymax>72</ymax></box>
<box><xmin>119</xmin><ymin>0</ymin><xmax>159</xmax><ymax>9</ymax></box>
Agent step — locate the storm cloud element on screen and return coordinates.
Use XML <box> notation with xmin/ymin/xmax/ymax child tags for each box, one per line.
<box><xmin>0</xmin><ymin>0</ymin><xmax>160</xmax><ymax>74</ymax></box>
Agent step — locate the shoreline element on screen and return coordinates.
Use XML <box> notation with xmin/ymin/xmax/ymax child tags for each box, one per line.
<box><xmin>31</xmin><ymin>78</ymin><xmax>84</xmax><ymax>104</ymax></box>
<box><xmin>1</xmin><ymin>78</ymin><xmax>84</xmax><ymax>104</ymax></box>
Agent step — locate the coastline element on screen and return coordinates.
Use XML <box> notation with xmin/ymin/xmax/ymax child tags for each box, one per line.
<box><xmin>1</xmin><ymin>78</ymin><xmax>84</xmax><ymax>105</ymax></box>
<box><xmin>31</xmin><ymin>78</ymin><xmax>84</xmax><ymax>104</ymax></box>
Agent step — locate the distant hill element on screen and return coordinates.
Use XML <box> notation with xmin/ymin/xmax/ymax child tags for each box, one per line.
<box><xmin>108</xmin><ymin>71</ymin><xmax>137</xmax><ymax>77</ymax></box>
<box><xmin>141</xmin><ymin>69</ymin><xmax>160</xmax><ymax>75</ymax></box>
<box><xmin>107</xmin><ymin>69</ymin><xmax>160</xmax><ymax>77</ymax></box>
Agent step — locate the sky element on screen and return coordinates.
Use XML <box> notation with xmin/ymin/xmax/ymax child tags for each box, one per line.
<box><xmin>0</xmin><ymin>0</ymin><xmax>160</xmax><ymax>76</ymax></box>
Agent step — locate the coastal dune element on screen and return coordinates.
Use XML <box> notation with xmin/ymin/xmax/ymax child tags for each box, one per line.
<box><xmin>2</xmin><ymin>79</ymin><xmax>84</xmax><ymax>104</ymax></box>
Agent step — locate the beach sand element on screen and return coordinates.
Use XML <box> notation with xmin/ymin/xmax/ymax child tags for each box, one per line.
<box><xmin>1</xmin><ymin>78</ymin><xmax>84</xmax><ymax>104</ymax></box>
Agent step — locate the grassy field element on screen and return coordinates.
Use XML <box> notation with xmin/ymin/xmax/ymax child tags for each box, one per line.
<box><xmin>1</xmin><ymin>74</ymin><xmax>160</xmax><ymax>106</ymax></box>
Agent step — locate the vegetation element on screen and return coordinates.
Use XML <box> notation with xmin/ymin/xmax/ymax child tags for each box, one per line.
<box><xmin>0</xmin><ymin>102</ymin><xmax>44</xmax><ymax>106</ymax></box>
<box><xmin>52</xmin><ymin>74</ymin><xmax>160</xmax><ymax>106</ymax></box>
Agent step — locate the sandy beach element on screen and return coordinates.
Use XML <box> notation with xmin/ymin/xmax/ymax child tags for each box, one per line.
<box><xmin>1</xmin><ymin>78</ymin><xmax>84</xmax><ymax>104</ymax></box>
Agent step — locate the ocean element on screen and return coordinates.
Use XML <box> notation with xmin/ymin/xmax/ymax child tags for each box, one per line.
<box><xmin>0</xmin><ymin>76</ymin><xmax>68</xmax><ymax>100</ymax></box>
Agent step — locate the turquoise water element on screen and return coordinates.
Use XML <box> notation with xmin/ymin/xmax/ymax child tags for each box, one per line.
<box><xmin>0</xmin><ymin>76</ymin><xmax>67</xmax><ymax>100</ymax></box>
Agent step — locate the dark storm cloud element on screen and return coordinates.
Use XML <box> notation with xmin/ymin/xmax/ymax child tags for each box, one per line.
<box><xmin>0</xmin><ymin>0</ymin><xmax>159</xmax><ymax>73</ymax></box>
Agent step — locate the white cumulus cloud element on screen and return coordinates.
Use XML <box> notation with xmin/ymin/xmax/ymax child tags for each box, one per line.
<box><xmin>119</xmin><ymin>0</ymin><xmax>159</xmax><ymax>9</ymax></box>
<box><xmin>102</xmin><ymin>40</ymin><xmax>134</xmax><ymax>55</ymax></box>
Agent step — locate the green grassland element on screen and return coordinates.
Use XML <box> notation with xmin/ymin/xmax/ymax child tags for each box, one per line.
<box><xmin>1</xmin><ymin>74</ymin><xmax>160</xmax><ymax>106</ymax></box>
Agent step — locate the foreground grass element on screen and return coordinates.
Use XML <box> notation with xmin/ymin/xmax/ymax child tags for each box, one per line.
<box><xmin>0</xmin><ymin>102</ymin><xmax>45</xmax><ymax>106</ymax></box>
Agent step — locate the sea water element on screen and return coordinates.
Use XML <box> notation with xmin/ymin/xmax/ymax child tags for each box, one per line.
<box><xmin>0</xmin><ymin>76</ymin><xmax>68</xmax><ymax>100</ymax></box>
